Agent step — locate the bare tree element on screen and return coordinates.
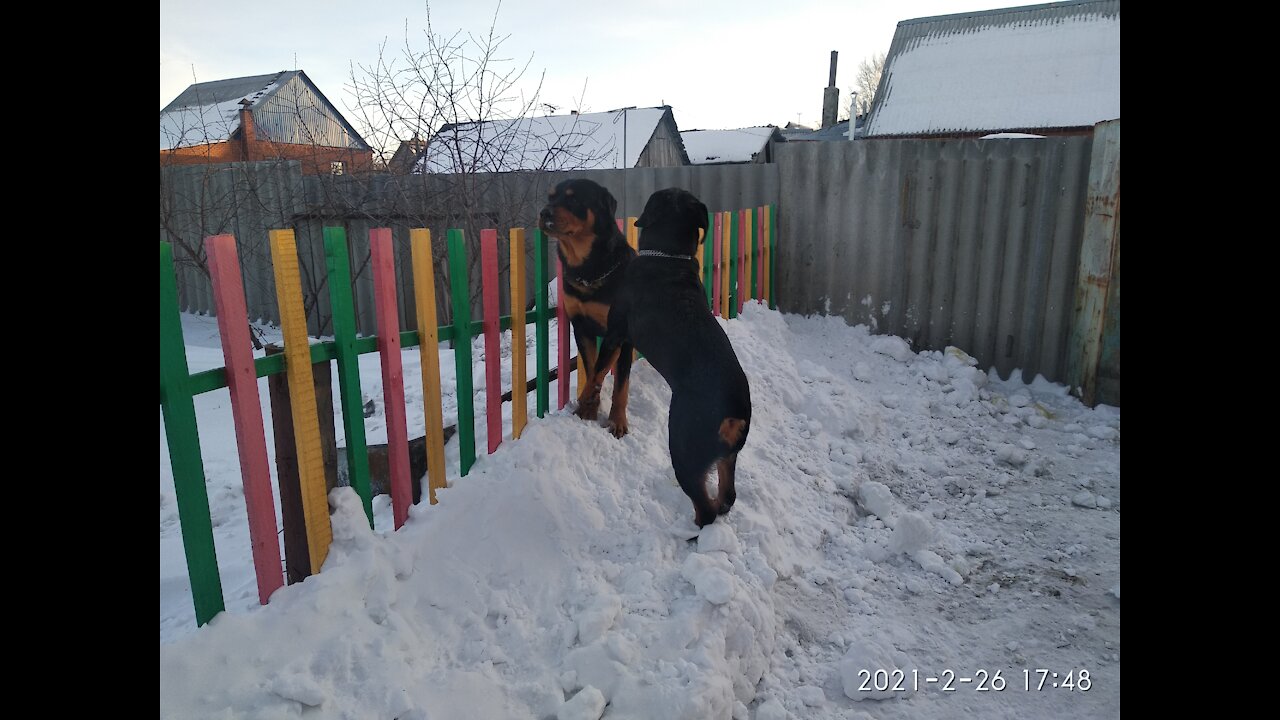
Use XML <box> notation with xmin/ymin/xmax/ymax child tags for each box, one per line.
<box><xmin>844</xmin><ymin>52</ymin><xmax>886</xmax><ymax>120</ymax></box>
<box><xmin>160</xmin><ymin>80</ymin><xmax>361</xmax><ymax>339</ymax></box>
<box><xmin>161</xmin><ymin>1</ymin><xmax>605</xmax><ymax>338</ymax></box>
<box><xmin>343</xmin><ymin>0</ymin><xmax>608</xmax><ymax>323</ymax></box>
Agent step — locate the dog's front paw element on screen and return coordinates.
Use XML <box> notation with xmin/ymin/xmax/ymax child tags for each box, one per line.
<box><xmin>574</xmin><ymin>395</ymin><xmax>600</xmax><ymax>421</ymax></box>
<box><xmin>694</xmin><ymin>509</ymin><xmax>719</xmax><ymax>528</ymax></box>
<box><xmin>606</xmin><ymin>418</ymin><xmax>629</xmax><ymax>438</ymax></box>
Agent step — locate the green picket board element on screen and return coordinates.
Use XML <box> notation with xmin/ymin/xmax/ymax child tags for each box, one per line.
<box><xmin>447</xmin><ymin>229</ymin><xmax>477</xmax><ymax>475</ymax></box>
<box><xmin>704</xmin><ymin>212</ymin><xmax>714</xmax><ymax>307</ymax></box>
<box><xmin>159</xmin><ymin>242</ymin><xmax>225</xmax><ymax>626</ymax></box>
<box><xmin>323</xmin><ymin>227</ymin><xmax>374</xmax><ymax>527</ymax></box>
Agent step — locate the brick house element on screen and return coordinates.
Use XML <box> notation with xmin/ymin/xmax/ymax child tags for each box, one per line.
<box><xmin>160</xmin><ymin>70</ymin><xmax>373</xmax><ymax>175</ymax></box>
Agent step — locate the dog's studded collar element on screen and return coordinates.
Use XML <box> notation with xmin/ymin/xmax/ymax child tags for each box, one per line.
<box><xmin>638</xmin><ymin>250</ymin><xmax>693</xmax><ymax>260</ymax></box>
<box><xmin>567</xmin><ymin>258</ymin><xmax>625</xmax><ymax>293</ymax></box>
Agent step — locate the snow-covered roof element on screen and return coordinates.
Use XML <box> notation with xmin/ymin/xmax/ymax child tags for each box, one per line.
<box><xmin>418</xmin><ymin>107</ymin><xmax>675</xmax><ymax>173</ymax></box>
<box><xmin>681</xmin><ymin>127</ymin><xmax>779</xmax><ymax>164</ymax></box>
<box><xmin>782</xmin><ymin>119</ymin><xmax>863</xmax><ymax>142</ymax></box>
<box><xmin>865</xmin><ymin>0</ymin><xmax>1120</xmax><ymax>138</ymax></box>
<box><xmin>160</xmin><ymin>72</ymin><xmax>290</xmax><ymax>151</ymax></box>
<box><xmin>160</xmin><ymin>70</ymin><xmax>369</xmax><ymax>152</ymax></box>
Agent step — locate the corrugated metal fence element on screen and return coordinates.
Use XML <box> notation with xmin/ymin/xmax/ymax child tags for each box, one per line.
<box><xmin>160</xmin><ymin>162</ymin><xmax>778</xmax><ymax>336</ymax></box>
<box><xmin>160</xmin><ymin>122</ymin><xmax>1119</xmax><ymax>401</ymax></box>
<box><xmin>774</xmin><ymin>132</ymin><xmax>1097</xmax><ymax>387</ymax></box>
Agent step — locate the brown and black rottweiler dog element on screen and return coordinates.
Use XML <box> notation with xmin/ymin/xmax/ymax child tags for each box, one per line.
<box><xmin>589</xmin><ymin>188</ymin><xmax>752</xmax><ymax>527</ymax></box>
<box><xmin>538</xmin><ymin>178</ymin><xmax>637</xmax><ymax>437</ymax></box>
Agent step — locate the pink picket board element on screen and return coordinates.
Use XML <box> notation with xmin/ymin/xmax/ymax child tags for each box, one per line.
<box><xmin>205</xmin><ymin>234</ymin><xmax>283</xmax><ymax>604</ymax></box>
<box><xmin>557</xmin><ymin>256</ymin><xmax>570</xmax><ymax>409</ymax></box>
<box><xmin>369</xmin><ymin>229</ymin><xmax>413</xmax><ymax>529</ymax></box>
<box><xmin>480</xmin><ymin>229</ymin><xmax>503</xmax><ymax>454</ymax></box>
<box><xmin>712</xmin><ymin>212</ymin><xmax>722</xmax><ymax>317</ymax></box>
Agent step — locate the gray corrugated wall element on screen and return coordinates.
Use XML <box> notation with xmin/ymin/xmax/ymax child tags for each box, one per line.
<box><xmin>160</xmin><ymin>160</ymin><xmax>304</xmax><ymax>328</ymax></box>
<box><xmin>160</xmin><ymin>162</ymin><xmax>779</xmax><ymax>337</ymax></box>
<box><xmin>161</xmin><ymin>138</ymin><xmax>1107</xmax><ymax>392</ymax></box>
<box><xmin>775</xmin><ymin>135</ymin><xmax>1094</xmax><ymax>385</ymax></box>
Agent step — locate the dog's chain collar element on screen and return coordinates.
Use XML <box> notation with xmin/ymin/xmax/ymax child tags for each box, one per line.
<box><xmin>638</xmin><ymin>250</ymin><xmax>693</xmax><ymax>260</ymax></box>
<box><xmin>567</xmin><ymin>258</ymin><xmax>625</xmax><ymax>292</ymax></box>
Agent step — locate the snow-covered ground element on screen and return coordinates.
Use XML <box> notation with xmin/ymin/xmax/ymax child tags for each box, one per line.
<box><xmin>160</xmin><ymin>304</ymin><xmax>1120</xmax><ymax>719</ymax></box>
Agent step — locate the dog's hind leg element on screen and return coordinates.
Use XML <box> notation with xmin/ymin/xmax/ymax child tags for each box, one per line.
<box><xmin>716</xmin><ymin>453</ymin><xmax>738</xmax><ymax>514</ymax></box>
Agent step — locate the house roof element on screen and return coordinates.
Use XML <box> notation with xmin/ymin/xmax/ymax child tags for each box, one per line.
<box><xmin>864</xmin><ymin>0</ymin><xmax>1120</xmax><ymax>138</ymax></box>
<box><xmin>388</xmin><ymin>138</ymin><xmax>428</xmax><ymax>172</ymax></box>
<box><xmin>781</xmin><ymin>118</ymin><xmax>863</xmax><ymax>142</ymax></box>
<box><xmin>159</xmin><ymin>70</ymin><xmax>369</xmax><ymax>151</ymax></box>
<box><xmin>681</xmin><ymin>127</ymin><xmax>781</xmax><ymax>165</ymax></box>
<box><xmin>418</xmin><ymin>106</ymin><xmax>684</xmax><ymax>173</ymax></box>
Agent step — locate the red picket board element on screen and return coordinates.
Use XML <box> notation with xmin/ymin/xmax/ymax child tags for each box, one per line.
<box><xmin>204</xmin><ymin>234</ymin><xmax>283</xmax><ymax>604</ymax></box>
<box><xmin>369</xmin><ymin>229</ymin><xmax>413</xmax><ymax>529</ymax></box>
<box><xmin>712</xmin><ymin>212</ymin><xmax>722</xmax><ymax>317</ymax></box>
<box><xmin>481</xmin><ymin>229</ymin><xmax>503</xmax><ymax>454</ymax></box>
<box><xmin>557</xmin><ymin>256</ymin><xmax>570</xmax><ymax>409</ymax></box>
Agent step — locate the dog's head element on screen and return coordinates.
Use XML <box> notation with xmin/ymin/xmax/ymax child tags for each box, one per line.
<box><xmin>635</xmin><ymin>188</ymin><xmax>710</xmax><ymax>255</ymax></box>
<box><xmin>538</xmin><ymin>179</ymin><xmax>619</xmax><ymax>250</ymax></box>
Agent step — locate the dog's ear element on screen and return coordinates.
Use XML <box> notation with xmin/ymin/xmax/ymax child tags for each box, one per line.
<box><xmin>592</xmin><ymin>184</ymin><xmax>619</xmax><ymax>236</ymax></box>
<box><xmin>599</xmin><ymin>185</ymin><xmax>618</xmax><ymax>219</ymax></box>
<box><xmin>636</xmin><ymin>204</ymin><xmax>655</xmax><ymax>229</ymax></box>
<box><xmin>693</xmin><ymin>200</ymin><xmax>710</xmax><ymax>231</ymax></box>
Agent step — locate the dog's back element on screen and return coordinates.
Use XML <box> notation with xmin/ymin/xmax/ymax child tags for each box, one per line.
<box><xmin>619</xmin><ymin>259</ymin><xmax>751</xmax><ymax>427</ymax></box>
<box><xmin>598</xmin><ymin>188</ymin><xmax>751</xmax><ymax>527</ymax></box>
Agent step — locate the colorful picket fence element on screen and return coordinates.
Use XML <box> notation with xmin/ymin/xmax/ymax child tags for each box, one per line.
<box><xmin>701</xmin><ymin>205</ymin><xmax>777</xmax><ymax>317</ymax></box>
<box><xmin>159</xmin><ymin>205</ymin><xmax>777</xmax><ymax>628</ymax></box>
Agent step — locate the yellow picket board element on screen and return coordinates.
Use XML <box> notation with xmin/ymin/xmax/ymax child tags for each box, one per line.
<box><xmin>269</xmin><ymin>229</ymin><xmax>332</xmax><ymax>571</ymax></box>
<box><xmin>697</xmin><ymin>227</ymin><xmax>705</xmax><ymax>280</ymax></box>
<box><xmin>720</xmin><ymin>211</ymin><xmax>731</xmax><ymax>318</ymax></box>
<box><xmin>510</xmin><ymin>229</ymin><xmax>528</xmax><ymax>439</ymax></box>
<box><xmin>410</xmin><ymin>229</ymin><xmax>448</xmax><ymax>504</ymax></box>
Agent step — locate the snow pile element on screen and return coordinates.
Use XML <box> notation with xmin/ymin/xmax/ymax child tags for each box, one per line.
<box><xmin>839</xmin><ymin>636</ymin><xmax>917</xmax><ymax>701</ymax></box>
<box><xmin>161</xmin><ymin>304</ymin><xmax>1121</xmax><ymax>719</ymax></box>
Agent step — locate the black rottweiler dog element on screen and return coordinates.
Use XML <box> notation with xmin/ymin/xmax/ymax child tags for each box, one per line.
<box><xmin>538</xmin><ymin>178</ymin><xmax>637</xmax><ymax>436</ymax></box>
<box><xmin>590</xmin><ymin>188</ymin><xmax>752</xmax><ymax>527</ymax></box>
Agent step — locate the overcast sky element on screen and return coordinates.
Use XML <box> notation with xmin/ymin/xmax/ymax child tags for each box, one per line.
<box><xmin>160</xmin><ymin>0</ymin><xmax>1018</xmax><ymax>134</ymax></box>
